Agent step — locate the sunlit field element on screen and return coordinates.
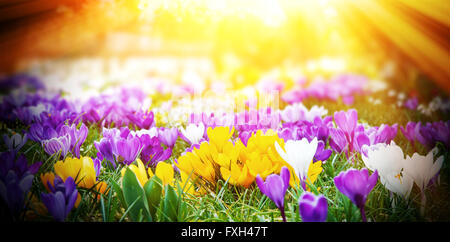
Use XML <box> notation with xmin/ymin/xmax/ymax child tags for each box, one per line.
<box><xmin>0</xmin><ymin>0</ymin><xmax>449</xmax><ymax>223</ymax></box>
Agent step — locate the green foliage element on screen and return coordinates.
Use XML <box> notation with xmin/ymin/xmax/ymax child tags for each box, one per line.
<box><xmin>143</xmin><ymin>176</ymin><xmax>162</xmax><ymax>219</ymax></box>
<box><xmin>121</xmin><ymin>168</ymin><xmax>152</xmax><ymax>222</ymax></box>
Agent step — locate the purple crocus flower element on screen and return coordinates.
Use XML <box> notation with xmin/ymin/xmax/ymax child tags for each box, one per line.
<box><xmin>28</xmin><ymin>122</ymin><xmax>58</xmax><ymax>142</ymax></box>
<box><xmin>158</xmin><ymin>127</ymin><xmax>179</xmax><ymax>148</ymax></box>
<box><xmin>415</xmin><ymin>122</ymin><xmax>435</xmax><ymax>149</ymax></box>
<box><xmin>59</xmin><ymin>123</ymin><xmax>88</xmax><ymax>158</ymax></box>
<box><xmin>256</xmin><ymin>166</ymin><xmax>290</xmax><ymax>222</ymax></box>
<box><xmin>299</xmin><ymin>192</ymin><xmax>328</xmax><ymax>222</ymax></box>
<box><xmin>41</xmin><ymin>176</ymin><xmax>78</xmax><ymax>222</ymax></box>
<box><xmin>334</xmin><ymin>168</ymin><xmax>378</xmax><ymax>222</ymax></box>
<box><xmin>42</xmin><ymin>134</ymin><xmax>71</xmax><ymax>159</ymax></box>
<box><xmin>431</xmin><ymin>121</ymin><xmax>450</xmax><ymax>148</ymax></box>
<box><xmin>368</xmin><ymin>124</ymin><xmax>398</xmax><ymax>144</ymax></box>
<box><xmin>3</xmin><ymin>133</ymin><xmax>27</xmax><ymax>152</ymax></box>
<box><xmin>329</xmin><ymin>128</ymin><xmax>348</xmax><ymax>154</ymax></box>
<box><xmin>314</xmin><ymin>141</ymin><xmax>332</xmax><ymax>162</ymax></box>
<box><xmin>400</xmin><ymin>121</ymin><xmax>417</xmax><ymax>148</ymax></box>
<box><xmin>238</xmin><ymin>130</ymin><xmax>255</xmax><ymax>146</ymax></box>
<box><xmin>334</xmin><ymin>109</ymin><xmax>357</xmax><ymax>141</ymax></box>
<box><xmin>115</xmin><ymin>135</ymin><xmax>142</xmax><ymax>165</ymax></box>
<box><xmin>92</xmin><ymin>155</ymin><xmax>102</xmax><ymax>178</ymax></box>
<box><xmin>127</xmin><ymin>110</ymin><xmax>154</xmax><ymax>129</ymax></box>
<box><xmin>94</xmin><ymin>138</ymin><xmax>116</xmax><ymax>168</ymax></box>
<box><xmin>278</xmin><ymin>127</ymin><xmax>295</xmax><ymax>142</ymax></box>
<box><xmin>140</xmin><ymin>135</ymin><xmax>171</xmax><ymax>167</ymax></box>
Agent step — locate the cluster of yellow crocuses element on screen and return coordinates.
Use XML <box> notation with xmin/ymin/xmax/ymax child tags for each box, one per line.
<box><xmin>120</xmin><ymin>126</ymin><xmax>323</xmax><ymax>196</ymax></box>
<box><xmin>41</xmin><ymin>156</ymin><xmax>108</xmax><ymax>206</ymax></box>
<box><xmin>120</xmin><ymin>158</ymin><xmax>201</xmax><ymax>195</ymax></box>
<box><xmin>175</xmin><ymin>127</ymin><xmax>324</xmax><ymax>191</ymax></box>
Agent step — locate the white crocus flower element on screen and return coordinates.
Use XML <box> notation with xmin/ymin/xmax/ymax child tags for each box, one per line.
<box><xmin>280</xmin><ymin>103</ymin><xmax>303</xmax><ymax>123</ymax></box>
<box><xmin>275</xmin><ymin>137</ymin><xmax>318</xmax><ymax>181</ymax></box>
<box><xmin>403</xmin><ymin>148</ymin><xmax>444</xmax><ymax>192</ymax></box>
<box><xmin>180</xmin><ymin>123</ymin><xmax>205</xmax><ymax>145</ymax></box>
<box><xmin>305</xmin><ymin>105</ymin><xmax>328</xmax><ymax>122</ymax></box>
<box><xmin>135</xmin><ymin>127</ymin><xmax>158</xmax><ymax>138</ymax></box>
<box><xmin>382</xmin><ymin>171</ymin><xmax>414</xmax><ymax>199</ymax></box>
<box><xmin>362</xmin><ymin>141</ymin><xmax>413</xmax><ymax>199</ymax></box>
<box><xmin>362</xmin><ymin>142</ymin><xmax>404</xmax><ymax>177</ymax></box>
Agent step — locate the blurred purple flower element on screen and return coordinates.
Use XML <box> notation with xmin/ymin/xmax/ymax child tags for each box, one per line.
<box><xmin>282</xmin><ymin>74</ymin><xmax>367</xmax><ymax>104</ymax></box>
<box><xmin>28</xmin><ymin>122</ymin><xmax>58</xmax><ymax>142</ymax></box>
<box><xmin>342</xmin><ymin>96</ymin><xmax>354</xmax><ymax>105</ymax></box>
<box><xmin>400</xmin><ymin>121</ymin><xmax>449</xmax><ymax>150</ymax></box>
<box><xmin>127</xmin><ymin>110</ymin><xmax>154</xmax><ymax>130</ymax></box>
<box><xmin>0</xmin><ymin>152</ymin><xmax>40</xmax><ymax>219</ymax></box>
<box><xmin>3</xmin><ymin>133</ymin><xmax>27</xmax><ymax>152</ymax></box>
<box><xmin>431</xmin><ymin>121</ymin><xmax>450</xmax><ymax>148</ymax></box>
<box><xmin>158</xmin><ymin>127</ymin><xmax>178</xmax><ymax>148</ymax></box>
<box><xmin>404</xmin><ymin>97</ymin><xmax>418</xmax><ymax>110</ymax></box>
<box><xmin>299</xmin><ymin>192</ymin><xmax>328</xmax><ymax>222</ymax></box>
<box><xmin>400</xmin><ymin>121</ymin><xmax>417</xmax><ymax>148</ymax></box>
<box><xmin>415</xmin><ymin>122</ymin><xmax>435</xmax><ymax>149</ymax></box>
<box><xmin>41</xmin><ymin>176</ymin><xmax>78</xmax><ymax>222</ymax></box>
<box><xmin>0</xmin><ymin>74</ymin><xmax>45</xmax><ymax>92</ymax></box>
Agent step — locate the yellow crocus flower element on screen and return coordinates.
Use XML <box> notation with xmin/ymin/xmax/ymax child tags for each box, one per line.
<box><xmin>54</xmin><ymin>156</ymin><xmax>96</xmax><ymax>189</ymax></box>
<box><xmin>148</xmin><ymin>161</ymin><xmax>175</xmax><ymax>187</ymax></box>
<box><xmin>40</xmin><ymin>172</ymin><xmax>56</xmax><ymax>192</ymax></box>
<box><xmin>246</xmin><ymin>152</ymin><xmax>277</xmax><ymax>178</ymax></box>
<box><xmin>207</xmin><ymin>126</ymin><xmax>235</xmax><ymax>152</ymax></box>
<box><xmin>285</xmin><ymin>160</ymin><xmax>323</xmax><ymax>191</ymax></box>
<box><xmin>176</xmin><ymin>144</ymin><xmax>217</xmax><ymax>183</ymax></box>
<box><xmin>220</xmin><ymin>160</ymin><xmax>254</xmax><ymax>188</ymax></box>
<box><xmin>243</xmin><ymin>130</ymin><xmax>286</xmax><ymax>179</ymax></box>
<box><xmin>121</xmin><ymin>159</ymin><xmax>149</xmax><ymax>187</ymax></box>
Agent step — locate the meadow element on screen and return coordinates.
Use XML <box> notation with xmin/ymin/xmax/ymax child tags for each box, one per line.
<box><xmin>1</xmin><ymin>62</ymin><xmax>449</xmax><ymax>222</ymax></box>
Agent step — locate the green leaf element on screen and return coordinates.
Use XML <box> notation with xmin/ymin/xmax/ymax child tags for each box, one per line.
<box><xmin>143</xmin><ymin>176</ymin><xmax>163</xmax><ymax>220</ymax></box>
<box><xmin>178</xmin><ymin>200</ymin><xmax>188</xmax><ymax>222</ymax></box>
<box><xmin>162</xmin><ymin>185</ymin><xmax>178</xmax><ymax>222</ymax></box>
<box><xmin>110</xmin><ymin>178</ymin><xmax>126</xmax><ymax>210</ymax></box>
<box><xmin>122</xmin><ymin>168</ymin><xmax>152</xmax><ymax>222</ymax></box>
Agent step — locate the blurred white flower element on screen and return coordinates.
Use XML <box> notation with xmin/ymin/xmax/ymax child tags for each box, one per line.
<box><xmin>280</xmin><ymin>103</ymin><xmax>327</xmax><ymax>123</ymax></box>
<box><xmin>180</xmin><ymin>123</ymin><xmax>205</xmax><ymax>145</ymax></box>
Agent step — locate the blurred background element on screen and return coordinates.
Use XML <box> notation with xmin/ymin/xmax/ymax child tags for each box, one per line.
<box><xmin>0</xmin><ymin>0</ymin><xmax>449</xmax><ymax>95</ymax></box>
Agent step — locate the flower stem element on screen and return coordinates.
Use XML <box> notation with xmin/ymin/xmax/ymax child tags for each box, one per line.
<box><xmin>359</xmin><ymin>207</ymin><xmax>367</xmax><ymax>222</ymax></box>
<box><xmin>280</xmin><ymin>208</ymin><xmax>287</xmax><ymax>222</ymax></box>
<box><xmin>420</xmin><ymin>191</ymin><xmax>426</xmax><ymax>217</ymax></box>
